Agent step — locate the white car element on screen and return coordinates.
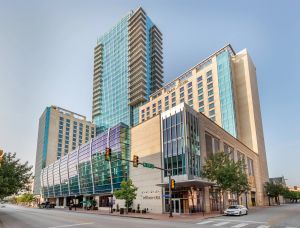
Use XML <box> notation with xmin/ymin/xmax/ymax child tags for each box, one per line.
<box><xmin>224</xmin><ymin>205</ymin><xmax>248</xmax><ymax>216</ymax></box>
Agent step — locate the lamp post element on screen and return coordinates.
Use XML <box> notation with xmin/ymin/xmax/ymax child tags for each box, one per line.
<box><xmin>267</xmin><ymin>192</ymin><xmax>271</xmax><ymax>206</ymax></box>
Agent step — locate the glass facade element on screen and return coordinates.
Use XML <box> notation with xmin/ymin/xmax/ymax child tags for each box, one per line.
<box><xmin>41</xmin><ymin>123</ymin><xmax>130</xmax><ymax>199</ymax></box>
<box><xmin>42</xmin><ymin>107</ymin><xmax>51</xmax><ymax>168</ymax></box>
<box><xmin>93</xmin><ymin>15</ymin><xmax>131</xmax><ymax>133</ymax></box>
<box><xmin>162</xmin><ymin>106</ymin><xmax>201</xmax><ymax>179</ymax></box>
<box><xmin>93</xmin><ymin>9</ymin><xmax>163</xmax><ymax>133</ymax></box>
<box><xmin>216</xmin><ymin>50</ymin><xmax>237</xmax><ymax>137</ymax></box>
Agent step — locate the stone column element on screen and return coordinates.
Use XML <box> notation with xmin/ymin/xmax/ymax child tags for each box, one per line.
<box><xmin>204</xmin><ymin>187</ymin><xmax>211</xmax><ymax>213</ymax></box>
<box><xmin>63</xmin><ymin>197</ymin><xmax>67</xmax><ymax>207</ymax></box>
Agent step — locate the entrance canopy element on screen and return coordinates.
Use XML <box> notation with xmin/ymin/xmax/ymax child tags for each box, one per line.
<box><xmin>156</xmin><ymin>178</ymin><xmax>215</xmax><ymax>188</ymax></box>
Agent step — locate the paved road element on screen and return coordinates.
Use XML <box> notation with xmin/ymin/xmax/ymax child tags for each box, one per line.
<box><xmin>0</xmin><ymin>203</ymin><xmax>299</xmax><ymax>228</ymax></box>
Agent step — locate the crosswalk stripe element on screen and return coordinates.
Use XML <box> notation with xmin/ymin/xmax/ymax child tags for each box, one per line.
<box><xmin>256</xmin><ymin>226</ymin><xmax>270</xmax><ymax>228</ymax></box>
<box><xmin>214</xmin><ymin>222</ymin><xmax>230</xmax><ymax>226</ymax></box>
<box><xmin>232</xmin><ymin>223</ymin><xmax>249</xmax><ymax>228</ymax></box>
<box><xmin>197</xmin><ymin>220</ymin><xmax>214</xmax><ymax>225</ymax></box>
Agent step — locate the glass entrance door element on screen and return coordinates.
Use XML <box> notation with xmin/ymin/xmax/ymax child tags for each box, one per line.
<box><xmin>172</xmin><ymin>199</ymin><xmax>181</xmax><ymax>214</ymax></box>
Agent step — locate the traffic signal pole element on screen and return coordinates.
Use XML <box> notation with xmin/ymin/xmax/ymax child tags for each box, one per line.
<box><xmin>168</xmin><ymin>171</ymin><xmax>173</xmax><ymax>218</ymax></box>
<box><xmin>105</xmin><ymin>149</ymin><xmax>174</xmax><ymax>218</ymax></box>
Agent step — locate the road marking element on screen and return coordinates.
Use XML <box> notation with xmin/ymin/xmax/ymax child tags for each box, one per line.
<box><xmin>256</xmin><ymin>226</ymin><xmax>270</xmax><ymax>228</ymax></box>
<box><xmin>232</xmin><ymin>223</ymin><xmax>249</xmax><ymax>228</ymax></box>
<box><xmin>47</xmin><ymin>223</ymin><xmax>94</xmax><ymax>228</ymax></box>
<box><xmin>211</xmin><ymin>219</ymin><xmax>267</xmax><ymax>224</ymax></box>
<box><xmin>197</xmin><ymin>220</ymin><xmax>215</xmax><ymax>224</ymax></box>
<box><xmin>214</xmin><ymin>222</ymin><xmax>230</xmax><ymax>226</ymax></box>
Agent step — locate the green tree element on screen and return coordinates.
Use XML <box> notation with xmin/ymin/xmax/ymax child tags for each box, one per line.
<box><xmin>264</xmin><ymin>182</ymin><xmax>285</xmax><ymax>205</ymax></box>
<box><xmin>229</xmin><ymin>159</ymin><xmax>250</xmax><ymax>204</ymax></box>
<box><xmin>202</xmin><ymin>152</ymin><xmax>249</xmax><ymax>212</ymax></box>
<box><xmin>114</xmin><ymin>179</ymin><xmax>137</xmax><ymax>213</ymax></box>
<box><xmin>0</xmin><ymin>152</ymin><xmax>33</xmax><ymax>199</ymax></box>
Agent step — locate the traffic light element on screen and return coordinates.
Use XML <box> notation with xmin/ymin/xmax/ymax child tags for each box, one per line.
<box><xmin>133</xmin><ymin>155</ymin><xmax>139</xmax><ymax>167</ymax></box>
<box><xmin>105</xmin><ymin>147</ymin><xmax>111</xmax><ymax>161</ymax></box>
<box><xmin>171</xmin><ymin>179</ymin><xmax>175</xmax><ymax>190</ymax></box>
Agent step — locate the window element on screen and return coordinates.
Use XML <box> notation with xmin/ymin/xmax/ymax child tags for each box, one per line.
<box><xmin>199</xmin><ymin>101</ymin><xmax>204</xmax><ymax>107</ymax></box>
<box><xmin>208</xmin><ymin>96</ymin><xmax>214</xmax><ymax>102</ymax></box>
<box><xmin>141</xmin><ymin>109</ymin><xmax>145</xmax><ymax>114</ymax></box>
<box><xmin>180</xmin><ymin>93</ymin><xmax>184</xmax><ymax>98</ymax></box>
<box><xmin>146</xmin><ymin>107</ymin><xmax>150</xmax><ymax>111</ymax></box>
<box><xmin>66</xmin><ymin>119</ymin><xmax>70</xmax><ymax>123</ymax></box>
<box><xmin>180</xmin><ymin>98</ymin><xmax>184</xmax><ymax>103</ymax></box>
<box><xmin>188</xmin><ymin>88</ymin><xmax>193</xmax><ymax>94</ymax></box>
<box><xmin>152</xmin><ymin>103</ymin><xmax>156</xmax><ymax>108</ymax></box>
<box><xmin>188</xmin><ymin>100</ymin><xmax>193</xmax><ymax>106</ymax></box>
<box><xmin>165</xmin><ymin>96</ymin><xmax>169</xmax><ymax>101</ymax></box>
<box><xmin>197</xmin><ymin>76</ymin><xmax>202</xmax><ymax>82</ymax></box>
<box><xmin>247</xmin><ymin>158</ymin><xmax>254</xmax><ymax>176</ymax></box>
<box><xmin>206</xmin><ymin>70</ymin><xmax>212</xmax><ymax>77</ymax></box>
<box><xmin>198</xmin><ymin>82</ymin><xmax>203</xmax><ymax>88</ymax></box>
<box><xmin>224</xmin><ymin>143</ymin><xmax>234</xmax><ymax>160</ymax></box>
<box><xmin>207</xmin><ymin>77</ymin><xmax>213</xmax><ymax>83</ymax></box>
<box><xmin>210</xmin><ymin>116</ymin><xmax>216</xmax><ymax>121</ymax></box>
<box><xmin>208</xmin><ymin>89</ymin><xmax>214</xmax><ymax>96</ymax></box>
<box><xmin>153</xmin><ymin>108</ymin><xmax>156</xmax><ymax>113</ymax></box>
<box><xmin>187</xmin><ymin>81</ymin><xmax>192</xmax><ymax>87</ymax></box>
<box><xmin>59</xmin><ymin>117</ymin><xmax>64</xmax><ymax>121</ymax></box>
<box><xmin>180</xmin><ymin>87</ymin><xmax>184</xmax><ymax>92</ymax></box>
<box><xmin>172</xmin><ymin>97</ymin><xmax>176</xmax><ymax>103</ymax></box>
<box><xmin>198</xmin><ymin>94</ymin><xmax>203</xmax><ymax>101</ymax></box>
<box><xmin>158</xmin><ymin>100</ymin><xmax>162</xmax><ymax>105</ymax></box>
<box><xmin>171</xmin><ymin>92</ymin><xmax>175</xmax><ymax>97</ymax></box>
<box><xmin>158</xmin><ymin>105</ymin><xmax>162</xmax><ymax>111</ymax></box>
<box><xmin>199</xmin><ymin>107</ymin><xmax>204</xmax><ymax>112</ymax></box>
<box><xmin>188</xmin><ymin>94</ymin><xmax>193</xmax><ymax>100</ymax></box>
<box><xmin>209</xmin><ymin>103</ymin><xmax>214</xmax><ymax>109</ymax></box>
<box><xmin>205</xmin><ymin>133</ymin><xmax>220</xmax><ymax>157</ymax></box>
<box><xmin>165</xmin><ymin>101</ymin><xmax>169</xmax><ymax>106</ymax></box>
<box><xmin>198</xmin><ymin>88</ymin><xmax>203</xmax><ymax>94</ymax></box>
<box><xmin>172</xmin><ymin>103</ymin><xmax>176</xmax><ymax>108</ymax></box>
<box><xmin>207</xmin><ymin>83</ymin><xmax>213</xmax><ymax>89</ymax></box>
<box><xmin>209</xmin><ymin>109</ymin><xmax>215</xmax><ymax>116</ymax></box>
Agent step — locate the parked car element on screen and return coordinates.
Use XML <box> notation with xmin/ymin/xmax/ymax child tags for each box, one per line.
<box><xmin>224</xmin><ymin>205</ymin><xmax>248</xmax><ymax>216</ymax></box>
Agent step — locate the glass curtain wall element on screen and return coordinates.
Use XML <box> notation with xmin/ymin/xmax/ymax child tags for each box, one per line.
<box><xmin>162</xmin><ymin>107</ymin><xmax>201</xmax><ymax>178</ymax></box>
<box><xmin>41</xmin><ymin>123</ymin><xmax>129</xmax><ymax>198</ymax></box>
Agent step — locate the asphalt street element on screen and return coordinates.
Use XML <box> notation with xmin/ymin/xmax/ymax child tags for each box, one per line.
<box><xmin>0</xmin><ymin>203</ymin><xmax>299</xmax><ymax>228</ymax></box>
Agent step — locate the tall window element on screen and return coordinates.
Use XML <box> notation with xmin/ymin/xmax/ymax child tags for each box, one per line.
<box><xmin>205</xmin><ymin>133</ymin><xmax>220</xmax><ymax>157</ymax></box>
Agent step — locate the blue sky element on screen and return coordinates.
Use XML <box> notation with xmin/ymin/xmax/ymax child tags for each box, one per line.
<box><xmin>0</xmin><ymin>0</ymin><xmax>299</xmax><ymax>186</ymax></box>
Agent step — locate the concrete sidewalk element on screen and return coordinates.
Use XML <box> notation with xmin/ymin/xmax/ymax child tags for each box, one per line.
<box><xmin>54</xmin><ymin>207</ymin><xmax>223</xmax><ymax>221</ymax></box>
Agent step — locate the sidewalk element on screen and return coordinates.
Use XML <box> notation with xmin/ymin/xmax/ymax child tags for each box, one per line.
<box><xmin>55</xmin><ymin>207</ymin><xmax>223</xmax><ymax>221</ymax></box>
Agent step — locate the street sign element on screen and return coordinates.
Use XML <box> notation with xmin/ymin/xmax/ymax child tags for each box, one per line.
<box><xmin>142</xmin><ymin>162</ymin><xmax>155</xmax><ymax>169</ymax></box>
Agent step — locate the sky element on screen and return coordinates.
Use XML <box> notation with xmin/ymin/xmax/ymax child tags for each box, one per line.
<box><xmin>0</xmin><ymin>0</ymin><xmax>299</xmax><ymax>186</ymax></box>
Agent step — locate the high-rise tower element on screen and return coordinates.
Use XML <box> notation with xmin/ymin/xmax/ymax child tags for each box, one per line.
<box><xmin>92</xmin><ymin>7</ymin><xmax>163</xmax><ymax>133</ymax></box>
<box><xmin>33</xmin><ymin>106</ymin><xmax>95</xmax><ymax>195</ymax></box>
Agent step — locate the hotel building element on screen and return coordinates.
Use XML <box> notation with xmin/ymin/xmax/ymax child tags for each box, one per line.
<box><xmin>41</xmin><ymin>103</ymin><xmax>262</xmax><ymax>213</ymax></box>
<box><xmin>33</xmin><ymin>106</ymin><xmax>95</xmax><ymax>195</ymax></box>
<box><xmin>139</xmin><ymin>44</ymin><xmax>269</xmax><ymax>191</ymax></box>
<box><xmin>92</xmin><ymin>7</ymin><xmax>163</xmax><ymax>133</ymax></box>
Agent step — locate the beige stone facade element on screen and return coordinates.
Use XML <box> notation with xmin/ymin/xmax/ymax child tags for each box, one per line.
<box><xmin>129</xmin><ymin>103</ymin><xmax>265</xmax><ymax>214</ymax></box>
<box><xmin>138</xmin><ymin>44</ymin><xmax>269</xmax><ymax>204</ymax></box>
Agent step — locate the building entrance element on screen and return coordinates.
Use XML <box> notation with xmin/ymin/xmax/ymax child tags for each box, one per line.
<box><xmin>172</xmin><ymin>199</ymin><xmax>181</xmax><ymax>214</ymax></box>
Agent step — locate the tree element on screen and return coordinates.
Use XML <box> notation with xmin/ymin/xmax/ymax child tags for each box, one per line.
<box><xmin>264</xmin><ymin>182</ymin><xmax>285</xmax><ymax>205</ymax></box>
<box><xmin>0</xmin><ymin>152</ymin><xmax>33</xmax><ymax>199</ymax></box>
<box><xmin>202</xmin><ymin>152</ymin><xmax>249</xmax><ymax>212</ymax></box>
<box><xmin>229</xmin><ymin>160</ymin><xmax>250</xmax><ymax>204</ymax></box>
<box><xmin>114</xmin><ymin>179</ymin><xmax>137</xmax><ymax>213</ymax></box>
